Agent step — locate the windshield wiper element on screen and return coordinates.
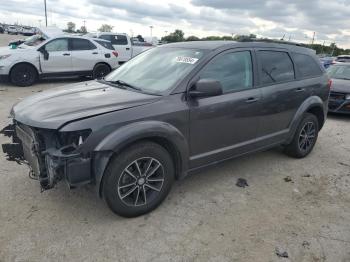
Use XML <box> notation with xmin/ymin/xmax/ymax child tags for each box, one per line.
<box><xmin>108</xmin><ymin>80</ymin><xmax>142</xmax><ymax>91</ymax></box>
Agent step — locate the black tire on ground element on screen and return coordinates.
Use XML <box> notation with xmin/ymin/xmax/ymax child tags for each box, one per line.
<box><xmin>284</xmin><ymin>113</ymin><xmax>319</xmax><ymax>158</ymax></box>
<box><xmin>102</xmin><ymin>141</ymin><xmax>175</xmax><ymax>217</ymax></box>
<box><xmin>92</xmin><ymin>63</ymin><xmax>111</xmax><ymax>79</ymax></box>
<box><xmin>10</xmin><ymin>63</ymin><xmax>37</xmax><ymax>87</ymax></box>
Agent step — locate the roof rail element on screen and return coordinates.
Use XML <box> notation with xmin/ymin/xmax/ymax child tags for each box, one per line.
<box><xmin>241</xmin><ymin>38</ymin><xmax>309</xmax><ymax>48</ymax></box>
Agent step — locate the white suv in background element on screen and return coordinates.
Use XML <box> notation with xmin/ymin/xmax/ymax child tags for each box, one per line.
<box><xmin>87</xmin><ymin>32</ymin><xmax>153</xmax><ymax>64</ymax></box>
<box><xmin>0</xmin><ymin>36</ymin><xmax>119</xmax><ymax>86</ymax></box>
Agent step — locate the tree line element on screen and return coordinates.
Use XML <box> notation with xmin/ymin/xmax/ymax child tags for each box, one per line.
<box><xmin>161</xmin><ymin>29</ymin><xmax>350</xmax><ymax>56</ymax></box>
<box><xmin>63</xmin><ymin>23</ymin><xmax>350</xmax><ymax>56</ymax></box>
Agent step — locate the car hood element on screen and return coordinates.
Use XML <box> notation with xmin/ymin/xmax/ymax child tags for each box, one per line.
<box><xmin>12</xmin><ymin>81</ymin><xmax>161</xmax><ymax>129</ymax></box>
<box><xmin>331</xmin><ymin>78</ymin><xmax>350</xmax><ymax>93</ymax></box>
<box><xmin>0</xmin><ymin>45</ymin><xmax>35</xmax><ymax>55</ymax></box>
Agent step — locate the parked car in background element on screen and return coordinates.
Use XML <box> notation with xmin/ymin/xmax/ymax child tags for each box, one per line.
<box><xmin>0</xmin><ymin>25</ymin><xmax>4</xmax><ymax>34</ymax></box>
<box><xmin>20</xmin><ymin>26</ymin><xmax>35</xmax><ymax>36</ymax></box>
<box><xmin>86</xmin><ymin>32</ymin><xmax>153</xmax><ymax>64</ymax></box>
<box><xmin>319</xmin><ymin>57</ymin><xmax>335</xmax><ymax>69</ymax></box>
<box><xmin>334</xmin><ymin>55</ymin><xmax>350</xmax><ymax>63</ymax></box>
<box><xmin>7</xmin><ymin>26</ymin><xmax>18</xmax><ymax>35</ymax></box>
<box><xmin>3</xmin><ymin>41</ymin><xmax>329</xmax><ymax>217</ymax></box>
<box><xmin>0</xmin><ymin>36</ymin><xmax>119</xmax><ymax>86</ymax></box>
<box><xmin>327</xmin><ymin>63</ymin><xmax>350</xmax><ymax>114</ymax></box>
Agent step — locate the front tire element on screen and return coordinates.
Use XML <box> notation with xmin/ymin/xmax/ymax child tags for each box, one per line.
<box><xmin>284</xmin><ymin>113</ymin><xmax>319</xmax><ymax>158</ymax></box>
<box><xmin>92</xmin><ymin>63</ymin><xmax>111</xmax><ymax>79</ymax></box>
<box><xmin>10</xmin><ymin>64</ymin><xmax>37</xmax><ymax>87</ymax></box>
<box><xmin>102</xmin><ymin>142</ymin><xmax>175</xmax><ymax>217</ymax></box>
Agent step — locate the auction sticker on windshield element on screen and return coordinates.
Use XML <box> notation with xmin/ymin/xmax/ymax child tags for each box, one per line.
<box><xmin>175</xmin><ymin>56</ymin><xmax>199</xmax><ymax>64</ymax></box>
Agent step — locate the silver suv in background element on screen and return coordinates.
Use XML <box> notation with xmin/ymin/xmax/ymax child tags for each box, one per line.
<box><xmin>0</xmin><ymin>36</ymin><xmax>119</xmax><ymax>86</ymax></box>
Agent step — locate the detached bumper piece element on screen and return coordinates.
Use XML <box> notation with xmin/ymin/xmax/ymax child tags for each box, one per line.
<box><xmin>328</xmin><ymin>91</ymin><xmax>350</xmax><ymax>114</ymax></box>
<box><xmin>13</xmin><ymin>123</ymin><xmax>92</xmax><ymax>191</ymax></box>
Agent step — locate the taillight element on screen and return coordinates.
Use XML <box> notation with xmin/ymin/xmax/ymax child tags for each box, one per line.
<box><xmin>112</xmin><ymin>51</ymin><xmax>118</xmax><ymax>57</ymax></box>
<box><xmin>327</xmin><ymin>79</ymin><xmax>332</xmax><ymax>89</ymax></box>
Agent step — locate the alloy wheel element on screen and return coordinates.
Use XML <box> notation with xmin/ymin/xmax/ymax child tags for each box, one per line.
<box><xmin>298</xmin><ymin>121</ymin><xmax>316</xmax><ymax>152</ymax></box>
<box><xmin>117</xmin><ymin>157</ymin><xmax>165</xmax><ymax>207</ymax></box>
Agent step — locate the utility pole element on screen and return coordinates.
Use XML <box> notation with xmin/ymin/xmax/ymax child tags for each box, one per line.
<box><xmin>44</xmin><ymin>0</ymin><xmax>48</xmax><ymax>27</ymax></box>
<box><xmin>311</xmin><ymin>31</ymin><xmax>315</xmax><ymax>45</ymax></box>
<box><xmin>149</xmin><ymin>25</ymin><xmax>153</xmax><ymax>38</ymax></box>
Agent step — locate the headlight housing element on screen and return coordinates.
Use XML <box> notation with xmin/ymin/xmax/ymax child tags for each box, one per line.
<box><xmin>346</xmin><ymin>94</ymin><xmax>350</xmax><ymax>100</ymax></box>
<box><xmin>0</xmin><ymin>54</ymin><xmax>11</xmax><ymax>60</ymax></box>
<box><xmin>58</xmin><ymin>129</ymin><xmax>92</xmax><ymax>148</ymax></box>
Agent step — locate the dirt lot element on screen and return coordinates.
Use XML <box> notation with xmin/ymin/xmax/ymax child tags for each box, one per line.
<box><xmin>0</xmin><ymin>34</ymin><xmax>350</xmax><ymax>262</ymax></box>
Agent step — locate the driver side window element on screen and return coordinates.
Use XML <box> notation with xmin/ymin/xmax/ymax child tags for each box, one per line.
<box><xmin>45</xmin><ymin>39</ymin><xmax>68</xmax><ymax>52</ymax></box>
<box><xmin>199</xmin><ymin>51</ymin><xmax>253</xmax><ymax>93</ymax></box>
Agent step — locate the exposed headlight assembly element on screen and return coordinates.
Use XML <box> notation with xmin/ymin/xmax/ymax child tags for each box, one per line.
<box><xmin>0</xmin><ymin>54</ymin><xmax>11</xmax><ymax>60</ymax></box>
<box><xmin>58</xmin><ymin>129</ymin><xmax>92</xmax><ymax>149</ymax></box>
<box><xmin>346</xmin><ymin>94</ymin><xmax>350</xmax><ymax>100</ymax></box>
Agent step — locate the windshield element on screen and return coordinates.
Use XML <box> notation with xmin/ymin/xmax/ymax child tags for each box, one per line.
<box><xmin>104</xmin><ymin>47</ymin><xmax>207</xmax><ymax>94</ymax></box>
<box><xmin>21</xmin><ymin>35</ymin><xmax>45</xmax><ymax>47</ymax></box>
<box><xmin>327</xmin><ymin>65</ymin><xmax>350</xmax><ymax>80</ymax></box>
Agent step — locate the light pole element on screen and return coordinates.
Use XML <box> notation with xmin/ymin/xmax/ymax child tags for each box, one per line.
<box><xmin>150</xmin><ymin>25</ymin><xmax>153</xmax><ymax>38</ymax></box>
<box><xmin>44</xmin><ymin>0</ymin><xmax>47</xmax><ymax>26</ymax></box>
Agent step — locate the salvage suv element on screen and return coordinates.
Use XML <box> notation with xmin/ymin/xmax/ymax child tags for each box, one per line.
<box><xmin>3</xmin><ymin>41</ymin><xmax>330</xmax><ymax>217</ymax></box>
<box><xmin>0</xmin><ymin>35</ymin><xmax>119</xmax><ymax>86</ymax></box>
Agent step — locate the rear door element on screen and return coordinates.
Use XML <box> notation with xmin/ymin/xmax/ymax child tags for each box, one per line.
<box><xmin>70</xmin><ymin>38</ymin><xmax>99</xmax><ymax>72</ymax></box>
<box><xmin>256</xmin><ymin>49</ymin><xmax>310</xmax><ymax>143</ymax></box>
<box><xmin>40</xmin><ymin>38</ymin><xmax>72</xmax><ymax>73</ymax></box>
<box><xmin>189</xmin><ymin>49</ymin><xmax>262</xmax><ymax>168</ymax></box>
<box><xmin>100</xmin><ymin>34</ymin><xmax>131</xmax><ymax>62</ymax></box>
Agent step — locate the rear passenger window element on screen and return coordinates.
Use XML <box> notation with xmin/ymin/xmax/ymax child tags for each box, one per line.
<box><xmin>200</xmin><ymin>51</ymin><xmax>253</xmax><ymax>93</ymax></box>
<box><xmin>258</xmin><ymin>51</ymin><xmax>295</xmax><ymax>85</ymax></box>
<box><xmin>71</xmin><ymin>39</ymin><xmax>96</xmax><ymax>50</ymax></box>
<box><xmin>292</xmin><ymin>53</ymin><xmax>322</xmax><ymax>78</ymax></box>
<box><xmin>112</xmin><ymin>35</ymin><xmax>128</xmax><ymax>45</ymax></box>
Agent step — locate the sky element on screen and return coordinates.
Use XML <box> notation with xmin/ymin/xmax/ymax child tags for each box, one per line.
<box><xmin>1</xmin><ymin>0</ymin><xmax>350</xmax><ymax>48</ymax></box>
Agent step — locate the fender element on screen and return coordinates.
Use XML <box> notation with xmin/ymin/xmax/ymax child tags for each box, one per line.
<box><xmin>94</xmin><ymin>121</ymin><xmax>189</xmax><ymax>194</ymax></box>
<box><xmin>286</xmin><ymin>95</ymin><xmax>325</xmax><ymax>144</ymax></box>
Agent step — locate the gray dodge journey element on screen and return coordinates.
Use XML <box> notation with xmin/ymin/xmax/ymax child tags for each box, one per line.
<box><xmin>3</xmin><ymin>41</ymin><xmax>330</xmax><ymax>217</ymax></box>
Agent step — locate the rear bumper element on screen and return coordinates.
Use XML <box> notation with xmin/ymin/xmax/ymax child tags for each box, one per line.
<box><xmin>328</xmin><ymin>92</ymin><xmax>350</xmax><ymax>114</ymax></box>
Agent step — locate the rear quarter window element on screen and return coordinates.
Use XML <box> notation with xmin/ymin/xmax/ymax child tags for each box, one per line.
<box><xmin>292</xmin><ymin>53</ymin><xmax>323</xmax><ymax>78</ymax></box>
<box><xmin>95</xmin><ymin>40</ymin><xmax>114</xmax><ymax>50</ymax></box>
<box><xmin>258</xmin><ymin>51</ymin><xmax>295</xmax><ymax>85</ymax></box>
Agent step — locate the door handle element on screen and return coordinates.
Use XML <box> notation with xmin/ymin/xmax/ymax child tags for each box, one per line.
<box><xmin>62</xmin><ymin>53</ymin><xmax>70</xmax><ymax>56</ymax></box>
<box><xmin>294</xmin><ymin>88</ymin><xmax>305</xmax><ymax>92</ymax></box>
<box><xmin>126</xmin><ymin>47</ymin><xmax>130</xmax><ymax>50</ymax></box>
<box><xmin>245</xmin><ymin>97</ymin><xmax>259</xmax><ymax>103</ymax></box>
<box><xmin>92</xmin><ymin>52</ymin><xmax>98</xmax><ymax>54</ymax></box>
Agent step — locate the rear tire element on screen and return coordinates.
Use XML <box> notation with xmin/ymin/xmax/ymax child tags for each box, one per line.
<box><xmin>102</xmin><ymin>142</ymin><xmax>175</xmax><ymax>217</ymax></box>
<box><xmin>10</xmin><ymin>64</ymin><xmax>37</xmax><ymax>87</ymax></box>
<box><xmin>92</xmin><ymin>63</ymin><xmax>111</xmax><ymax>79</ymax></box>
<box><xmin>284</xmin><ymin>113</ymin><xmax>319</xmax><ymax>158</ymax></box>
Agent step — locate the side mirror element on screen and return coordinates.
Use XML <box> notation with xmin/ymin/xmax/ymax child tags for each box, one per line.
<box><xmin>189</xmin><ymin>79</ymin><xmax>223</xmax><ymax>98</ymax></box>
<box><xmin>39</xmin><ymin>47</ymin><xmax>49</xmax><ymax>60</ymax></box>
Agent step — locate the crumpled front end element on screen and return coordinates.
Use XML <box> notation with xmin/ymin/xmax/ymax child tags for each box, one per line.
<box><xmin>1</xmin><ymin>121</ymin><xmax>93</xmax><ymax>190</ymax></box>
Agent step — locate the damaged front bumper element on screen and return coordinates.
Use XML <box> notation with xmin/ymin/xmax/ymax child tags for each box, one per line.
<box><xmin>2</xmin><ymin>122</ymin><xmax>93</xmax><ymax>190</ymax></box>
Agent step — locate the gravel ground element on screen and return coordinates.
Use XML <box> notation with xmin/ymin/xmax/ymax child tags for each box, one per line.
<box><xmin>0</xmin><ymin>34</ymin><xmax>350</xmax><ymax>262</ymax></box>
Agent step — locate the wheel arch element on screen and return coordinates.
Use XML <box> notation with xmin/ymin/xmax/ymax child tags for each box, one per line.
<box><xmin>9</xmin><ymin>62</ymin><xmax>39</xmax><ymax>77</ymax></box>
<box><xmin>286</xmin><ymin>96</ymin><xmax>326</xmax><ymax>144</ymax></box>
<box><xmin>93</xmin><ymin>121</ymin><xmax>189</xmax><ymax>197</ymax></box>
<box><xmin>93</xmin><ymin>62</ymin><xmax>112</xmax><ymax>71</ymax></box>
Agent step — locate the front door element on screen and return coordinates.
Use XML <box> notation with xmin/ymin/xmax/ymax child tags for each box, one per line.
<box><xmin>40</xmin><ymin>38</ymin><xmax>72</xmax><ymax>73</ymax></box>
<box><xmin>189</xmin><ymin>50</ymin><xmax>262</xmax><ymax>168</ymax></box>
